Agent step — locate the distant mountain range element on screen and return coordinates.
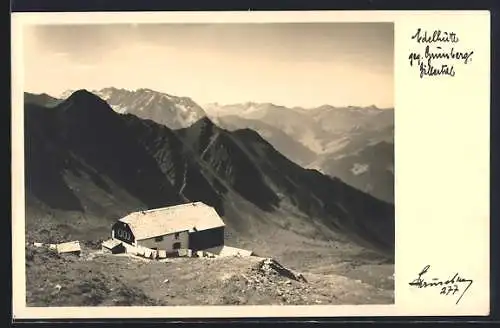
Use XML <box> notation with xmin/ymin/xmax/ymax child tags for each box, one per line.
<box><xmin>24</xmin><ymin>90</ymin><xmax>394</xmax><ymax>255</ymax></box>
<box><xmin>59</xmin><ymin>87</ymin><xmax>207</xmax><ymax>129</ymax></box>
<box><xmin>26</xmin><ymin>87</ymin><xmax>394</xmax><ymax>204</ymax></box>
<box><xmin>205</xmin><ymin>102</ymin><xmax>393</xmax><ymax>155</ymax></box>
<box><xmin>211</xmin><ymin>115</ymin><xmax>317</xmax><ymax>167</ymax></box>
<box><xmin>309</xmin><ymin>140</ymin><xmax>394</xmax><ymax>204</ymax></box>
<box><xmin>205</xmin><ymin>102</ymin><xmax>394</xmax><ymax>203</ymax></box>
<box><xmin>24</xmin><ymin>92</ymin><xmax>60</xmax><ymax>107</ymax></box>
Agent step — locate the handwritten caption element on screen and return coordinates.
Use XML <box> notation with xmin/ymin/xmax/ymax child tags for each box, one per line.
<box><xmin>408</xmin><ymin>28</ymin><xmax>475</xmax><ymax>78</ymax></box>
<box><xmin>408</xmin><ymin>265</ymin><xmax>474</xmax><ymax>305</ymax></box>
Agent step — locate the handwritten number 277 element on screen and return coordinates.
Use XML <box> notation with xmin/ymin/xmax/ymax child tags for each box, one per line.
<box><xmin>440</xmin><ymin>285</ymin><xmax>459</xmax><ymax>296</ymax></box>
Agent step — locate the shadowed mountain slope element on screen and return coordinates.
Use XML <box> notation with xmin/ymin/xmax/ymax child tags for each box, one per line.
<box><xmin>24</xmin><ymin>92</ymin><xmax>61</xmax><ymax>107</ymax></box>
<box><xmin>25</xmin><ymin>90</ymin><xmax>394</xmax><ymax>256</ymax></box>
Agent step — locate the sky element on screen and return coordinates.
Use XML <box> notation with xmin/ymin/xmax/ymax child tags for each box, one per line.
<box><xmin>23</xmin><ymin>23</ymin><xmax>394</xmax><ymax>108</ymax></box>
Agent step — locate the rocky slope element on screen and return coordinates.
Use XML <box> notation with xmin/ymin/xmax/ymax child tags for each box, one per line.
<box><xmin>26</xmin><ymin>245</ymin><xmax>394</xmax><ymax>306</ymax></box>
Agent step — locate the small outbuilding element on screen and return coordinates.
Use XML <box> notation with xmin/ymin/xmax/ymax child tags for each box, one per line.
<box><xmin>203</xmin><ymin>245</ymin><xmax>254</xmax><ymax>257</ymax></box>
<box><xmin>56</xmin><ymin>241</ymin><xmax>81</xmax><ymax>256</ymax></box>
<box><xmin>101</xmin><ymin>239</ymin><xmax>126</xmax><ymax>254</ymax></box>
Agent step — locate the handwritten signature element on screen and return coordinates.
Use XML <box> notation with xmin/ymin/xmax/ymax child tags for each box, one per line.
<box><xmin>408</xmin><ymin>265</ymin><xmax>473</xmax><ymax>304</ymax></box>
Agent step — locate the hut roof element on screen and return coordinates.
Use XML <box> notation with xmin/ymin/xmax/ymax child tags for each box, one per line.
<box><xmin>118</xmin><ymin>202</ymin><xmax>225</xmax><ymax>241</ymax></box>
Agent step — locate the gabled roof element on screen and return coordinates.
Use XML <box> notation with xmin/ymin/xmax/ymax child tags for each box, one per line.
<box><xmin>118</xmin><ymin>202</ymin><xmax>225</xmax><ymax>241</ymax></box>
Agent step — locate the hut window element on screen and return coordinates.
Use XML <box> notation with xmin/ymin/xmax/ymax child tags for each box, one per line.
<box><xmin>174</xmin><ymin>232</ymin><xmax>180</xmax><ymax>239</ymax></box>
<box><xmin>173</xmin><ymin>242</ymin><xmax>181</xmax><ymax>250</ymax></box>
<box><xmin>155</xmin><ymin>236</ymin><xmax>164</xmax><ymax>242</ymax></box>
<box><xmin>116</xmin><ymin>229</ymin><xmax>131</xmax><ymax>241</ymax></box>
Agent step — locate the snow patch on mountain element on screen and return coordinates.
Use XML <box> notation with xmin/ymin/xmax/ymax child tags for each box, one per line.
<box><xmin>59</xmin><ymin>90</ymin><xmax>76</xmax><ymax>100</ymax></box>
<box><xmin>59</xmin><ymin>87</ymin><xmax>208</xmax><ymax>129</ymax></box>
<box><xmin>350</xmin><ymin>163</ymin><xmax>370</xmax><ymax>176</ymax></box>
<box><xmin>109</xmin><ymin>104</ymin><xmax>128</xmax><ymax>114</ymax></box>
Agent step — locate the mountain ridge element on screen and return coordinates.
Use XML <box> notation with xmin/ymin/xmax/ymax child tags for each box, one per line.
<box><xmin>25</xmin><ymin>89</ymin><xmax>395</xmax><ymax>204</ymax></box>
<box><xmin>204</xmin><ymin>100</ymin><xmax>394</xmax><ymax>203</ymax></box>
<box><xmin>57</xmin><ymin>87</ymin><xmax>208</xmax><ymax>129</ymax></box>
<box><xmin>25</xmin><ymin>89</ymin><xmax>394</xmax><ymax>256</ymax></box>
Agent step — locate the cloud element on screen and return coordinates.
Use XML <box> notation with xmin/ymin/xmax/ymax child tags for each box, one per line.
<box><xmin>23</xmin><ymin>23</ymin><xmax>394</xmax><ymax>108</ymax></box>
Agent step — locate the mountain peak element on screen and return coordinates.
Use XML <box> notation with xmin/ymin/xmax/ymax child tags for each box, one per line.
<box><xmin>59</xmin><ymin>89</ymin><xmax>76</xmax><ymax>99</ymax></box>
<box><xmin>137</xmin><ymin>88</ymin><xmax>155</xmax><ymax>93</ymax></box>
<box><xmin>192</xmin><ymin>115</ymin><xmax>215</xmax><ymax>127</ymax></box>
<box><xmin>61</xmin><ymin>89</ymin><xmax>116</xmax><ymax>117</ymax></box>
<box><xmin>66</xmin><ymin>89</ymin><xmax>107</xmax><ymax>105</ymax></box>
<box><xmin>317</xmin><ymin>104</ymin><xmax>336</xmax><ymax>110</ymax></box>
<box><xmin>100</xmin><ymin>86</ymin><xmax>127</xmax><ymax>93</ymax></box>
<box><xmin>67</xmin><ymin>89</ymin><xmax>95</xmax><ymax>98</ymax></box>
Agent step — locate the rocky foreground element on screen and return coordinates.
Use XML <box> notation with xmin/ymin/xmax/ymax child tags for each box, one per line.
<box><xmin>26</xmin><ymin>245</ymin><xmax>393</xmax><ymax>306</ymax></box>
